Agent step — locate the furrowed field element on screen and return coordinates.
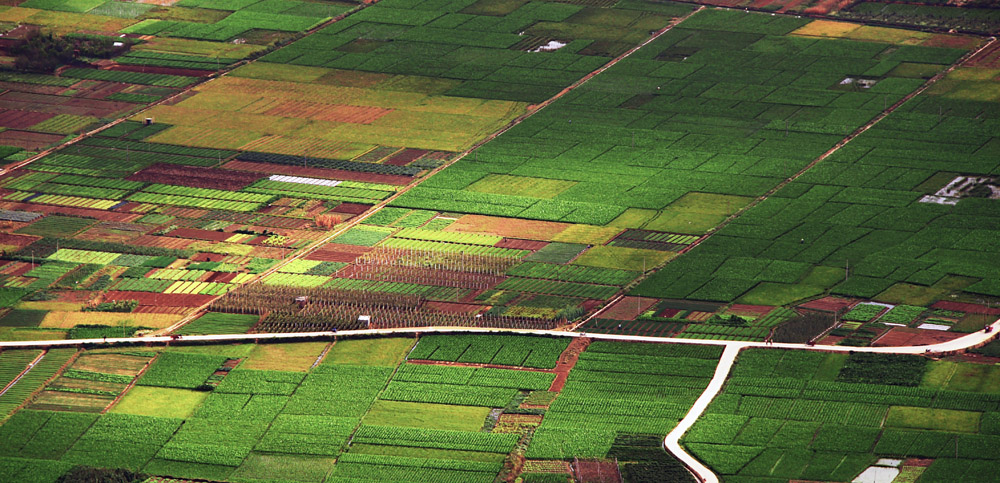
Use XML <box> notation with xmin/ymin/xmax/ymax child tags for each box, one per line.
<box><xmin>0</xmin><ymin>336</ymin><xmax>714</xmax><ymax>482</ymax></box>
<box><xmin>684</xmin><ymin>348</ymin><xmax>1000</xmax><ymax>482</ymax></box>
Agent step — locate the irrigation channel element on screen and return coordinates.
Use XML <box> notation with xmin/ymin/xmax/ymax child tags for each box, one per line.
<box><xmin>2</xmin><ymin>320</ymin><xmax>998</xmax><ymax>483</ymax></box>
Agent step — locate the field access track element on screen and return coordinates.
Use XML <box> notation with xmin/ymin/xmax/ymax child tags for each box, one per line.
<box><xmin>2</xmin><ymin>318</ymin><xmax>998</xmax><ymax>483</ymax></box>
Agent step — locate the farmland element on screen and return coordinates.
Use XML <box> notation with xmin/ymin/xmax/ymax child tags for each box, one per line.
<box><xmin>683</xmin><ymin>348</ymin><xmax>1000</xmax><ymax>482</ymax></box>
<box><xmin>0</xmin><ymin>1</ymin><xmax>996</xmax><ymax>482</ymax></box>
<box><xmin>0</xmin><ymin>336</ymin><xmax>717</xmax><ymax>482</ymax></box>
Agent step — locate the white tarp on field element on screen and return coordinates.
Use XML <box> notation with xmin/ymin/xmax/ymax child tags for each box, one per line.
<box><xmin>269</xmin><ymin>175</ymin><xmax>342</xmax><ymax>187</ymax></box>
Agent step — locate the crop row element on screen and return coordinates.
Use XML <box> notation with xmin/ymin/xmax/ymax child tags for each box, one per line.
<box><xmin>496</xmin><ymin>277</ymin><xmax>618</xmax><ymax>299</ymax></box>
<box><xmin>379</xmin><ymin>238</ymin><xmax>528</xmax><ymax>258</ymax></box>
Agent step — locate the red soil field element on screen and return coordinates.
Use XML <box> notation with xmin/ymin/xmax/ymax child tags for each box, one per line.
<box><xmin>0</xmin><ymin>130</ymin><xmax>64</xmax><ymax>150</ymax></box>
<box><xmin>573</xmin><ymin>459</ymin><xmax>622</xmax><ymax>483</ymax></box>
<box><xmin>131</xmin><ymin>235</ymin><xmax>198</xmax><ymax>250</ymax></box>
<box><xmin>103</xmin><ymin>291</ymin><xmax>213</xmax><ymax>307</ymax></box>
<box><xmin>106</xmin><ymin>64</ymin><xmax>213</xmax><ymax>78</ymax></box>
<box><xmin>254</xmin><ymin>216</ymin><xmax>311</xmax><ymax>229</ymax></box>
<box><xmin>304</xmin><ymin>243</ymin><xmax>373</xmax><ymax>262</ymax></box>
<box><xmin>424</xmin><ymin>301</ymin><xmax>484</xmax><ymax>314</ymax></box>
<box><xmin>0</xmin><ymin>233</ymin><xmax>40</xmax><ymax>248</ymax></box>
<box><xmin>383</xmin><ymin>148</ymin><xmax>427</xmax><ymax>166</ymax></box>
<box><xmin>446</xmin><ymin>215</ymin><xmax>569</xmax><ymax>240</ymax></box>
<box><xmin>0</xmin><ymin>109</ymin><xmax>55</xmax><ymax>129</ymax></box>
<box><xmin>128</xmin><ymin>163</ymin><xmax>264</xmax><ymax>191</ymax></box>
<box><xmin>872</xmin><ymin>327</ymin><xmax>964</xmax><ymax>347</ymax></box>
<box><xmin>0</xmin><ymin>81</ymin><xmax>64</xmax><ymax>96</ymax></box>
<box><xmin>0</xmin><ymin>91</ymin><xmax>134</xmax><ymax>118</ymax></box>
<box><xmin>223</xmin><ymin>160</ymin><xmax>413</xmax><ymax>186</ymax></box>
<box><xmin>549</xmin><ymin>337</ymin><xmax>590</xmax><ymax>392</ymax></box>
<box><xmin>600</xmin><ymin>296</ymin><xmax>658</xmax><ymax>320</ymax></box>
<box><xmin>729</xmin><ymin>304</ymin><xmax>774</xmax><ymax>317</ymax></box>
<box><xmin>799</xmin><ymin>296</ymin><xmax>855</xmax><ymax>313</ymax></box>
<box><xmin>932</xmin><ymin>301</ymin><xmax>1000</xmax><ymax>315</ymax></box>
<box><xmin>330</xmin><ymin>202</ymin><xmax>372</xmax><ymax>215</ymax></box>
<box><xmin>495</xmin><ymin>238</ymin><xmax>548</xmax><ymax>250</ymax></box>
<box><xmin>206</xmin><ymin>272</ymin><xmax>238</xmax><ymax>283</ymax></box>
<box><xmin>76</xmin><ymin>81</ymin><xmax>129</xmax><ymax>100</ymax></box>
<box><xmin>922</xmin><ymin>34</ymin><xmax>982</xmax><ymax>50</ymax></box>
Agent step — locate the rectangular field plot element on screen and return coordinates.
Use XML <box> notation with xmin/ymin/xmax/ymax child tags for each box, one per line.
<box><xmin>526</xmin><ymin>341</ymin><xmax>722</xmax><ymax>459</ymax></box>
<box><xmin>407</xmin><ymin>334</ymin><xmax>570</xmax><ymax>368</ymax></box>
<box><xmin>684</xmin><ymin>348</ymin><xmax>1000</xmax><ymax>482</ymax></box>
<box><xmin>395</xmin><ymin>9</ymin><xmax>968</xmax><ymax>229</ymax></box>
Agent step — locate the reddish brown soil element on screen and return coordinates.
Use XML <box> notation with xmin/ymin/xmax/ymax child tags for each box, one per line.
<box><xmin>573</xmin><ymin>459</ymin><xmax>622</xmax><ymax>483</ymax></box>
<box><xmin>191</xmin><ymin>253</ymin><xmax>226</xmax><ymax>262</ymax></box>
<box><xmin>330</xmin><ymin>202</ymin><xmax>373</xmax><ymax>215</ymax></box>
<box><xmin>933</xmin><ymin>301</ymin><xmax>1000</xmax><ymax>315</ymax></box>
<box><xmin>0</xmin><ymin>109</ymin><xmax>55</xmax><ymax>129</ymax></box>
<box><xmin>600</xmin><ymin>296</ymin><xmax>658</xmax><ymax>321</ymax></box>
<box><xmin>128</xmin><ymin>163</ymin><xmax>264</xmax><ymax>191</ymax></box>
<box><xmin>922</xmin><ymin>34</ymin><xmax>983</xmax><ymax>50</ymax></box>
<box><xmin>0</xmin><ymin>130</ymin><xmax>64</xmax><ymax>150</ymax></box>
<box><xmin>421</xmin><ymin>301</ymin><xmax>485</xmax><ymax>314</ymax></box>
<box><xmin>383</xmin><ymin>148</ymin><xmax>427</xmax><ymax>166</ymax></box>
<box><xmin>223</xmin><ymin>160</ymin><xmax>413</xmax><ymax>186</ymax></box>
<box><xmin>904</xmin><ymin>458</ymin><xmax>934</xmax><ymax>467</ymax></box>
<box><xmin>799</xmin><ymin>296</ymin><xmax>856</xmax><ymax>313</ymax></box>
<box><xmin>305</xmin><ymin>243</ymin><xmax>373</xmax><ymax>262</ymax></box>
<box><xmin>494</xmin><ymin>238</ymin><xmax>548</xmax><ymax>250</ymax></box>
<box><xmin>445</xmin><ymin>214</ymin><xmax>569</xmax><ymax>240</ymax></box>
<box><xmin>549</xmin><ymin>337</ymin><xmax>590</xmax><ymax>392</ymax></box>
<box><xmin>0</xmin><ymin>233</ymin><xmax>39</xmax><ymax>248</ymax></box>
<box><xmin>106</xmin><ymin>64</ymin><xmax>213</xmax><ymax>78</ymax></box>
<box><xmin>729</xmin><ymin>304</ymin><xmax>774</xmax><ymax>316</ymax></box>
<box><xmin>131</xmin><ymin>235</ymin><xmax>197</xmax><ymax>250</ymax></box>
<box><xmin>0</xmin><ymin>91</ymin><xmax>134</xmax><ymax>117</ymax></box>
<box><xmin>872</xmin><ymin>327</ymin><xmax>964</xmax><ymax>347</ymax></box>
<box><xmin>254</xmin><ymin>216</ymin><xmax>311</xmax><ymax>229</ymax></box>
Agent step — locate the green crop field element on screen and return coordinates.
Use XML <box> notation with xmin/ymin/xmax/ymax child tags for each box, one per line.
<box><xmin>0</xmin><ymin>2</ymin><xmax>996</xmax><ymax>482</ymax></box>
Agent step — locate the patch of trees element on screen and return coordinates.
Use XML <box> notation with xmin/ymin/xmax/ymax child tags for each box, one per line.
<box><xmin>11</xmin><ymin>32</ymin><xmax>131</xmax><ymax>73</ymax></box>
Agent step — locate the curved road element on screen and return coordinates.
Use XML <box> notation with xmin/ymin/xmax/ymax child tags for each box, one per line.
<box><xmin>1</xmin><ymin>321</ymin><xmax>997</xmax><ymax>483</ymax></box>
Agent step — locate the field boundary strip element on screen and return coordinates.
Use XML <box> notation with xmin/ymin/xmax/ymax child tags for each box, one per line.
<box><xmin>155</xmin><ymin>5</ymin><xmax>707</xmax><ymax>336</ymax></box>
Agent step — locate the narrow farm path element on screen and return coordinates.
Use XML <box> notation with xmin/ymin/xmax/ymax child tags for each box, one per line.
<box><xmin>154</xmin><ymin>5</ymin><xmax>707</xmax><ymax>336</ymax></box>
<box><xmin>0</xmin><ymin>350</ymin><xmax>45</xmax><ymax>397</ymax></box>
